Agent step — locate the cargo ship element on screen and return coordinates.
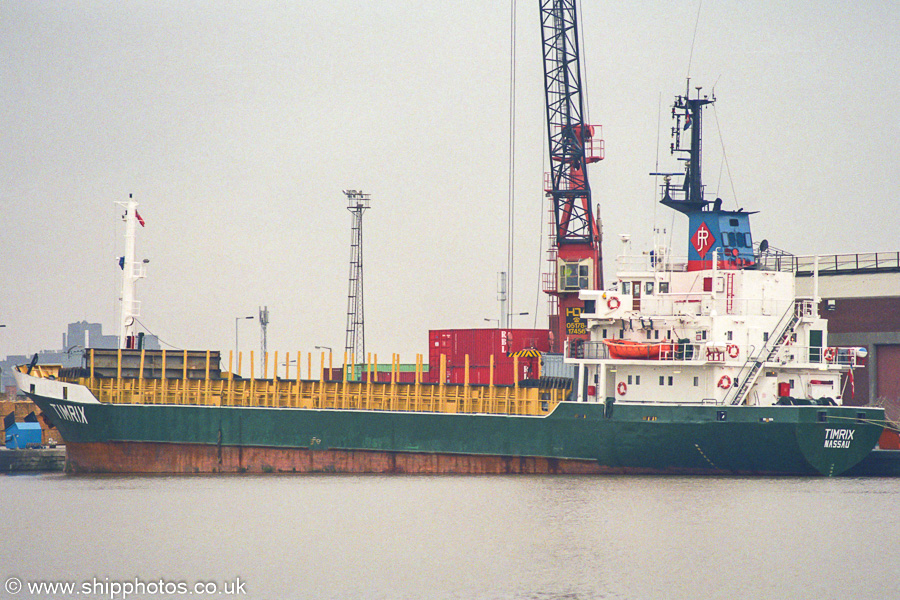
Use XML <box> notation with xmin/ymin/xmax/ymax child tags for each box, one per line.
<box><xmin>13</xmin><ymin>80</ymin><xmax>889</xmax><ymax>476</ymax></box>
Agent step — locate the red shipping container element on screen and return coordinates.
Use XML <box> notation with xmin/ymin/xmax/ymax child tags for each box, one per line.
<box><xmin>428</xmin><ymin>328</ymin><xmax>550</xmax><ymax>385</ymax></box>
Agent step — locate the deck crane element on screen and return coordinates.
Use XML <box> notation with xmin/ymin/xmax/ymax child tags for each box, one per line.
<box><xmin>539</xmin><ymin>0</ymin><xmax>604</xmax><ymax>353</ymax></box>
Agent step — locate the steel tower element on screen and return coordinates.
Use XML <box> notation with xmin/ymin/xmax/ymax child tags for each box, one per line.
<box><xmin>539</xmin><ymin>0</ymin><xmax>604</xmax><ymax>352</ymax></box>
<box><xmin>344</xmin><ymin>190</ymin><xmax>371</xmax><ymax>380</ymax></box>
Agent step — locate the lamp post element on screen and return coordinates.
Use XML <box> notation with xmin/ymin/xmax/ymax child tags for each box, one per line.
<box><xmin>235</xmin><ymin>316</ymin><xmax>254</xmax><ymax>370</ymax></box>
<box><xmin>509</xmin><ymin>312</ymin><xmax>529</xmax><ymax>327</ymax></box>
<box><xmin>484</xmin><ymin>318</ymin><xmax>499</xmax><ymax>328</ymax></box>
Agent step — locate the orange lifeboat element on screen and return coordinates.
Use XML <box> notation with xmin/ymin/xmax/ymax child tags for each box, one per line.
<box><xmin>603</xmin><ymin>339</ymin><xmax>674</xmax><ymax>360</ymax></box>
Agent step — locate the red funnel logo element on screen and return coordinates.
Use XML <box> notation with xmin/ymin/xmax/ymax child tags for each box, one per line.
<box><xmin>691</xmin><ymin>222</ymin><xmax>715</xmax><ymax>258</ymax></box>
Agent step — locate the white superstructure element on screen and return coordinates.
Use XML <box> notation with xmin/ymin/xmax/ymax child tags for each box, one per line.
<box><xmin>567</xmin><ymin>250</ymin><xmax>862</xmax><ymax>406</ymax></box>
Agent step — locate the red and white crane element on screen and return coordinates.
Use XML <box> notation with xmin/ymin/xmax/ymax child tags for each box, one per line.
<box><xmin>539</xmin><ymin>0</ymin><xmax>604</xmax><ymax>352</ymax></box>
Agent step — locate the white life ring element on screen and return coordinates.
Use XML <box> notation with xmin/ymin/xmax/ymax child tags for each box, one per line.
<box><xmin>718</xmin><ymin>375</ymin><xmax>732</xmax><ymax>389</ymax></box>
<box><xmin>726</xmin><ymin>344</ymin><xmax>739</xmax><ymax>359</ymax></box>
<box><xmin>617</xmin><ymin>381</ymin><xmax>627</xmax><ymax>395</ymax></box>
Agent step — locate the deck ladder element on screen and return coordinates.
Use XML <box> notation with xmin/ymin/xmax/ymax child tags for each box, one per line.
<box><xmin>725</xmin><ymin>299</ymin><xmax>813</xmax><ymax>406</ymax></box>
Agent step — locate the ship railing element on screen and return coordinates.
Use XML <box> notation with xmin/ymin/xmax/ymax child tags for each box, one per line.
<box><xmin>761</xmin><ymin>252</ymin><xmax>900</xmax><ymax>275</ymax></box>
<box><xmin>54</xmin><ymin>349</ymin><xmax>569</xmax><ymax>418</ymax></box>
<box><xmin>570</xmin><ymin>341</ymin><xmax>610</xmax><ymax>360</ymax></box>
<box><xmin>615</xmin><ymin>254</ymin><xmax>689</xmax><ymax>273</ymax></box>
<box><xmin>571</xmin><ymin>337</ymin><xmax>862</xmax><ymax>369</ymax></box>
<box><xmin>766</xmin><ymin>345</ymin><xmax>861</xmax><ymax>368</ymax></box>
<box><xmin>569</xmin><ymin>341</ymin><xmax>707</xmax><ymax>362</ymax></box>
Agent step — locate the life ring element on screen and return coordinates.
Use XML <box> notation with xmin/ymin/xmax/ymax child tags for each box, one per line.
<box><xmin>718</xmin><ymin>375</ymin><xmax>732</xmax><ymax>389</ymax></box>
<box><xmin>617</xmin><ymin>381</ymin><xmax>627</xmax><ymax>395</ymax></box>
<box><xmin>726</xmin><ymin>344</ymin><xmax>739</xmax><ymax>359</ymax></box>
<box><xmin>824</xmin><ymin>347</ymin><xmax>836</xmax><ymax>362</ymax></box>
<box><xmin>607</xmin><ymin>297</ymin><xmax>621</xmax><ymax>310</ymax></box>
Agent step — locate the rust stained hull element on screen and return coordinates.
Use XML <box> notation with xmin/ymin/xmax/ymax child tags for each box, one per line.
<box><xmin>66</xmin><ymin>441</ymin><xmax>611</xmax><ymax>475</ymax></box>
<box><xmin>20</xmin><ymin>376</ymin><xmax>885</xmax><ymax>477</ymax></box>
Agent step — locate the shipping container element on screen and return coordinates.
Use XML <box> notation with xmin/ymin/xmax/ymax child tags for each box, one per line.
<box><xmin>428</xmin><ymin>328</ymin><xmax>550</xmax><ymax>385</ymax></box>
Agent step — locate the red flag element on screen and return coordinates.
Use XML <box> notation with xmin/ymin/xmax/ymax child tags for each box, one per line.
<box><xmin>135</xmin><ymin>210</ymin><xmax>145</xmax><ymax>227</ymax></box>
<box><xmin>848</xmin><ymin>369</ymin><xmax>855</xmax><ymax>400</ymax></box>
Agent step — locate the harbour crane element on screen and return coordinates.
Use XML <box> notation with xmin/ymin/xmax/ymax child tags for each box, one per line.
<box><xmin>539</xmin><ymin>0</ymin><xmax>604</xmax><ymax>353</ymax></box>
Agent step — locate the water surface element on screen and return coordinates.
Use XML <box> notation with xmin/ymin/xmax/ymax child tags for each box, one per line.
<box><xmin>1</xmin><ymin>473</ymin><xmax>897</xmax><ymax>599</ymax></box>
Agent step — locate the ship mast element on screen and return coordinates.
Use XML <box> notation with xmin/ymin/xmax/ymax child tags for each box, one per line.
<box><xmin>658</xmin><ymin>85</ymin><xmax>758</xmax><ymax>271</ymax></box>
<box><xmin>116</xmin><ymin>194</ymin><xmax>146</xmax><ymax>349</ymax></box>
<box><xmin>661</xmin><ymin>81</ymin><xmax>715</xmax><ymax>214</ymax></box>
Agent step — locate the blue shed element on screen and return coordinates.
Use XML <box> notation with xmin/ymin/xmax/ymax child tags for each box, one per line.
<box><xmin>5</xmin><ymin>422</ymin><xmax>42</xmax><ymax>449</ymax></box>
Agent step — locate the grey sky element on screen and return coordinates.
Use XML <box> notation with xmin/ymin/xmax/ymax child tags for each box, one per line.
<box><xmin>2</xmin><ymin>1</ymin><xmax>898</xmax><ymax>365</ymax></box>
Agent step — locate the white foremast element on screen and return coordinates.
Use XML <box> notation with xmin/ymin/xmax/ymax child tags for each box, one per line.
<box><xmin>116</xmin><ymin>194</ymin><xmax>146</xmax><ymax>349</ymax></box>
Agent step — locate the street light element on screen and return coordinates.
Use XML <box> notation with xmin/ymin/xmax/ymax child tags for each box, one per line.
<box><xmin>314</xmin><ymin>345</ymin><xmax>332</xmax><ymax>353</ymax></box>
<box><xmin>484</xmin><ymin>318</ymin><xmax>499</xmax><ymax>328</ymax></box>
<box><xmin>235</xmin><ymin>316</ymin><xmax>254</xmax><ymax>369</ymax></box>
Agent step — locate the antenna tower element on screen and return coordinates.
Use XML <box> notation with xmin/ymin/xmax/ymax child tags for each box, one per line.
<box><xmin>344</xmin><ymin>190</ymin><xmax>371</xmax><ymax>380</ymax></box>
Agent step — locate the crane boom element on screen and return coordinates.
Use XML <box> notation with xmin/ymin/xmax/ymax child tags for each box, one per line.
<box><xmin>539</xmin><ymin>0</ymin><xmax>603</xmax><ymax>352</ymax></box>
<box><xmin>540</xmin><ymin>0</ymin><xmax>599</xmax><ymax>245</ymax></box>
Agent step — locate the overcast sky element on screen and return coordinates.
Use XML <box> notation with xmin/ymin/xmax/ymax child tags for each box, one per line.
<box><xmin>2</xmin><ymin>1</ymin><xmax>898</xmax><ymax>366</ymax></box>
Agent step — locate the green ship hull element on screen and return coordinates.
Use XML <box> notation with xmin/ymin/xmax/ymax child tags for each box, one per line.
<box><xmin>26</xmin><ymin>388</ymin><xmax>884</xmax><ymax>476</ymax></box>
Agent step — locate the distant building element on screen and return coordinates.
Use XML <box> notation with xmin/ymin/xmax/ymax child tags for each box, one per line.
<box><xmin>64</xmin><ymin>320</ymin><xmax>118</xmax><ymax>351</ymax></box>
<box><xmin>0</xmin><ymin>321</ymin><xmax>159</xmax><ymax>390</ymax></box>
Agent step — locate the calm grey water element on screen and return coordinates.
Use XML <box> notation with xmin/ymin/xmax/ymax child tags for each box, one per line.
<box><xmin>1</xmin><ymin>473</ymin><xmax>897</xmax><ymax>600</ymax></box>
